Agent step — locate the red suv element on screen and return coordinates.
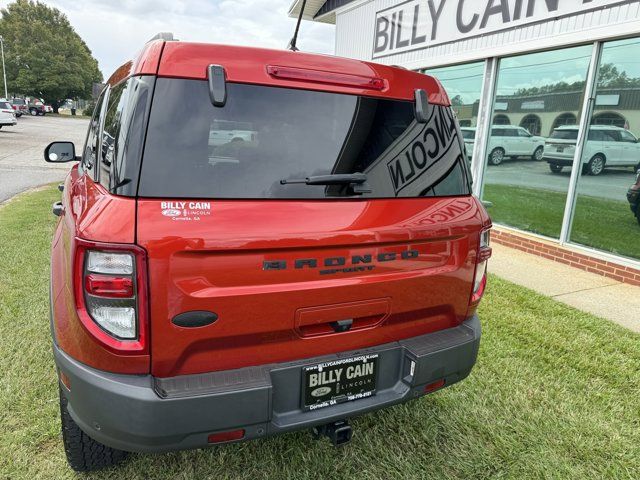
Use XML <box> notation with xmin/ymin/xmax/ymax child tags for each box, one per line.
<box><xmin>45</xmin><ymin>34</ymin><xmax>491</xmax><ymax>472</ymax></box>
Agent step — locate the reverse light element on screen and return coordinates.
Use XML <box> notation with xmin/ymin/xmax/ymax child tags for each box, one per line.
<box><xmin>266</xmin><ymin>65</ymin><xmax>386</xmax><ymax>91</ymax></box>
<box><xmin>86</xmin><ymin>251</ymin><xmax>134</xmax><ymax>274</ymax></box>
<box><xmin>470</xmin><ymin>229</ymin><xmax>492</xmax><ymax>305</ymax></box>
<box><xmin>74</xmin><ymin>240</ymin><xmax>148</xmax><ymax>352</ymax></box>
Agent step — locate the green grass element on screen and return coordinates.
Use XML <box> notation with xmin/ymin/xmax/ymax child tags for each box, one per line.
<box><xmin>1</xmin><ymin>186</ymin><xmax>639</xmax><ymax>479</ymax></box>
<box><xmin>484</xmin><ymin>184</ymin><xmax>640</xmax><ymax>260</ymax></box>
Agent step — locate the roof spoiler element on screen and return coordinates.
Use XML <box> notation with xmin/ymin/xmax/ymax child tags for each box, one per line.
<box><xmin>147</xmin><ymin>32</ymin><xmax>175</xmax><ymax>43</ymax></box>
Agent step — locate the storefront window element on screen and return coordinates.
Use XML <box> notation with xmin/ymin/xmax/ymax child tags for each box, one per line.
<box><xmin>482</xmin><ymin>46</ymin><xmax>593</xmax><ymax>239</ymax></box>
<box><xmin>422</xmin><ymin>62</ymin><xmax>485</xmax><ymax>168</ymax></box>
<box><xmin>570</xmin><ymin>38</ymin><xmax>640</xmax><ymax>261</ymax></box>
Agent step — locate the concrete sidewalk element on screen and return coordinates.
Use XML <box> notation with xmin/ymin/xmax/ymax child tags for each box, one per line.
<box><xmin>489</xmin><ymin>243</ymin><xmax>640</xmax><ymax>333</ymax></box>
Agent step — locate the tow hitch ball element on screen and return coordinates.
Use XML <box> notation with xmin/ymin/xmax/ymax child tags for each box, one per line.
<box><xmin>312</xmin><ymin>420</ymin><xmax>352</xmax><ymax>446</ymax></box>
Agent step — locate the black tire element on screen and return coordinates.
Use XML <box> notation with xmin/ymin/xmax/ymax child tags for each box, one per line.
<box><xmin>549</xmin><ymin>163</ymin><xmax>563</xmax><ymax>174</ymax></box>
<box><xmin>489</xmin><ymin>148</ymin><xmax>505</xmax><ymax>166</ymax></box>
<box><xmin>38</xmin><ymin>111</ymin><xmax>45</xmax><ymax>116</ymax></box>
<box><xmin>29</xmin><ymin>108</ymin><xmax>37</xmax><ymax>116</ymax></box>
<box><xmin>586</xmin><ymin>154</ymin><xmax>606</xmax><ymax>176</ymax></box>
<box><xmin>59</xmin><ymin>387</ymin><xmax>128</xmax><ymax>472</ymax></box>
<box><xmin>532</xmin><ymin>146</ymin><xmax>544</xmax><ymax>161</ymax></box>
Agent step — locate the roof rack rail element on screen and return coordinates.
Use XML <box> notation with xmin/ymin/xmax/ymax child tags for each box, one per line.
<box><xmin>148</xmin><ymin>32</ymin><xmax>175</xmax><ymax>43</ymax></box>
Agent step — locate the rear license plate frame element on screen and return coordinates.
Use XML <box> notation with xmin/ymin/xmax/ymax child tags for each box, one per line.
<box><xmin>301</xmin><ymin>354</ymin><xmax>379</xmax><ymax>412</ymax></box>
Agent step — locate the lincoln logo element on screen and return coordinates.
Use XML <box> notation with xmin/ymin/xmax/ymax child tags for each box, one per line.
<box><xmin>263</xmin><ymin>250</ymin><xmax>420</xmax><ymax>275</ymax></box>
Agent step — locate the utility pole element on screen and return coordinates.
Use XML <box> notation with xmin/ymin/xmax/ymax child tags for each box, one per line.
<box><xmin>0</xmin><ymin>36</ymin><xmax>7</xmax><ymax>99</ymax></box>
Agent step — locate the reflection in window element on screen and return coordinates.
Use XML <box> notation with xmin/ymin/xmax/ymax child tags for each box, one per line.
<box><xmin>551</xmin><ymin>112</ymin><xmax>577</xmax><ymax>132</ymax></box>
<box><xmin>422</xmin><ymin>62</ymin><xmax>485</xmax><ymax>168</ymax></box>
<box><xmin>482</xmin><ymin>45</ymin><xmax>593</xmax><ymax>239</ymax></box>
<box><xmin>592</xmin><ymin>112</ymin><xmax>627</xmax><ymax>128</ymax></box>
<box><xmin>571</xmin><ymin>38</ymin><xmax>640</xmax><ymax>261</ymax></box>
<box><xmin>520</xmin><ymin>114</ymin><xmax>542</xmax><ymax>135</ymax></box>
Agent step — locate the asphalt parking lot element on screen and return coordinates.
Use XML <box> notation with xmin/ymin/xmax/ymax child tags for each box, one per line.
<box><xmin>484</xmin><ymin>158</ymin><xmax>635</xmax><ymax>201</ymax></box>
<box><xmin>1</xmin><ymin>117</ymin><xmax>635</xmax><ymax>204</ymax></box>
<box><xmin>0</xmin><ymin>115</ymin><xmax>89</xmax><ymax>203</ymax></box>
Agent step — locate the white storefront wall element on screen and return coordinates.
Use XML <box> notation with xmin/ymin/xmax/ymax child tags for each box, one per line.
<box><xmin>331</xmin><ymin>0</ymin><xmax>640</xmax><ymax>268</ymax></box>
<box><xmin>335</xmin><ymin>0</ymin><xmax>640</xmax><ymax>68</ymax></box>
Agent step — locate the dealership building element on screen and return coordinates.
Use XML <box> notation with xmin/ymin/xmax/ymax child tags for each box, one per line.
<box><xmin>290</xmin><ymin>0</ymin><xmax>640</xmax><ymax>284</ymax></box>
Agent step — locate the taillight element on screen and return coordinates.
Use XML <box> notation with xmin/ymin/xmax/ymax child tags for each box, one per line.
<box><xmin>470</xmin><ymin>229</ymin><xmax>492</xmax><ymax>305</ymax></box>
<box><xmin>73</xmin><ymin>239</ymin><xmax>148</xmax><ymax>352</ymax></box>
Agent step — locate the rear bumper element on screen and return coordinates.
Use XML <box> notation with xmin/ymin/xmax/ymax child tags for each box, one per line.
<box><xmin>54</xmin><ymin>315</ymin><xmax>481</xmax><ymax>453</ymax></box>
<box><xmin>544</xmin><ymin>157</ymin><xmax>574</xmax><ymax>166</ymax></box>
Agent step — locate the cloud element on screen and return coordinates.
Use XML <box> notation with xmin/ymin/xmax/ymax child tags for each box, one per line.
<box><xmin>0</xmin><ymin>0</ymin><xmax>335</xmax><ymax>77</ymax></box>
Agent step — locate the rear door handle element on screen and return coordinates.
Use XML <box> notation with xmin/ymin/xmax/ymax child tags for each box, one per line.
<box><xmin>52</xmin><ymin>201</ymin><xmax>64</xmax><ymax>217</ymax></box>
<box><xmin>329</xmin><ymin>319</ymin><xmax>353</xmax><ymax>333</ymax></box>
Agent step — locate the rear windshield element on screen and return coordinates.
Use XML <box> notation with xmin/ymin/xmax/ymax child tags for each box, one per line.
<box><xmin>461</xmin><ymin>129</ymin><xmax>475</xmax><ymax>139</ymax></box>
<box><xmin>0</xmin><ymin>102</ymin><xmax>12</xmax><ymax>109</ymax></box>
<box><xmin>550</xmin><ymin>129</ymin><xmax>578</xmax><ymax>140</ymax></box>
<box><xmin>139</xmin><ymin>79</ymin><xmax>470</xmax><ymax>199</ymax></box>
<box><xmin>12</xmin><ymin>99</ymin><xmax>25</xmax><ymax>105</ymax></box>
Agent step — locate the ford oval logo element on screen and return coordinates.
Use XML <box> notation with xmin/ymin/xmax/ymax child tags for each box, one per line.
<box><xmin>162</xmin><ymin>208</ymin><xmax>182</xmax><ymax>217</ymax></box>
<box><xmin>311</xmin><ymin>386</ymin><xmax>332</xmax><ymax>398</ymax></box>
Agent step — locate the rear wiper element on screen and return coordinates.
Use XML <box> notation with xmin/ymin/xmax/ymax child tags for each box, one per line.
<box><xmin>280</xmin><ymin>173</ymin><xmax>371</xmax><ymax>194</ymax></box>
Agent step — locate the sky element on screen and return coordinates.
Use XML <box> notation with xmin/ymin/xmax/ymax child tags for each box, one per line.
<box><xmin>0</xmin><ymin>0</ymin><xmax>335</xmax><ymax>79</ymax></box>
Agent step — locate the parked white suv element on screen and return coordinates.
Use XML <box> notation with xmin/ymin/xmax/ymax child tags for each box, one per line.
<box><xmin>461</xmin><ymin>125</ymin><xmax>545</xmax><ymax>165</ymax></box>
<box><xmin>545</xmin><ymin>125</ymin><xmax>640</xmax><ymax>175</ymax></box>
<box><xmin>208</xmin><ymin>119</ymin><xmax>256</xmax><ymax>146</ymax></box>
<box><xmin>0</xmin><ymin>99</ymin><xmax>18</xmax><ymax>129</ymax></box>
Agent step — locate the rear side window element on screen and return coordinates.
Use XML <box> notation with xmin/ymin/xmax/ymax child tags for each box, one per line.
<box><xmin>97</xmin><ymin>76</ymin><xmax>154</xmax><ymax>196</ymax></box>
<box><xmin>139</xmin><ymin>79</ymin><xmax>470</xmax><ymax>199</ymax></box>
<box><xmin>81</xmin><ymin>91</ymin><xmax>106</xmax><ymax>174</ymax></box>
<box><xmin>620</xmin><ymin>130</ymin><xmax>637</xmax><ymax>143</ymax></box>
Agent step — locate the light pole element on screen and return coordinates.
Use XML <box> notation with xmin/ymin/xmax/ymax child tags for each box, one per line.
<box><xmin>0</xmin><ymin>36</ymin><xmax>7</xmax><ymax>99</ymax></box>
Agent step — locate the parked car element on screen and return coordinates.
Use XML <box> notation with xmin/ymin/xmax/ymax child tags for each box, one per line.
<box><xmin>460</xmin><ymin>127</ymin><xmax>476</xmax><ymax>160</ymax></box>
<box><xmin>208</xmin><ymin>119</ymin><xmax>256</xmax><ymax>146</ymax></box>
<box><xmin>28</xmin><ymin>99</ymin><xmax>46</xmax><ymax>116</ymax></box>
<box><xmin>44</xmin><ymin>34</ymin><xmax>491</xmax><ymax>472</ymax></box>
<box><xmin>461</xmin><ymin>125</ymin><xmax>545</xmax><ymax>165</ymax></box>
<box><xmin>0</xmin><ymin>99</ymin><xmax>18</xmax><ymax>129</ymax></box>
<box><xmin>545</xmin><ymin>125</ymin><xmax>640</xmax><ymax>175</ymax></box>
<box><xmin>11</xmin><ymin>98</ymin><xmax>28</xmax><ymax>117</ymax></box>
<box><xmin>628</xmin><ymin>168</ymin><xmax>640</xmax><ymax>225</ymax></box>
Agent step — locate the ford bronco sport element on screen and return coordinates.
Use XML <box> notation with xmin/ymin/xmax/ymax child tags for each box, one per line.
<box><xmin>45</xmin><ymin>34</ymin><xmax>491</xmax><ymax>472</ymax></box>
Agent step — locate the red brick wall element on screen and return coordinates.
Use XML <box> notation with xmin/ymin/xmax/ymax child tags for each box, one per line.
<box><xmin>492</xmin><ymin>228</ymin><xmax>640</xmax><ymax>287</ymax></box>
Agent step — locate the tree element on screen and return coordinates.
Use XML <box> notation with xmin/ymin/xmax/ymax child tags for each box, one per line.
<box><xmin>0</xmin><ymin>0</ymin><xmax>102</xmax><ymax>111</ymax></box>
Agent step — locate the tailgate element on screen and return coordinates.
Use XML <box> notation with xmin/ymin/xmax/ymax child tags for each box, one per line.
<box><xmin>137</xmin><ymin>197</ymin><xmax>483</xmax><ymax>377</ymax></box>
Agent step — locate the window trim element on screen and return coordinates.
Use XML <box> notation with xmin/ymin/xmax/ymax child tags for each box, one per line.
<box><xmin>80</xmin><ymin>89</ymin><xmax>107</xmax><ymax>176</ymax></box>
<box><xmin>94</xmin><ymin>86</ymin><xmax>112</xmax><ymax>184</ymax></box>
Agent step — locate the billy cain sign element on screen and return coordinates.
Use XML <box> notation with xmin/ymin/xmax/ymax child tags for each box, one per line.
<box><xmin>373</xmin><ymin>0</ymin><xmax>622</xmax><ymax>58</ymax></box>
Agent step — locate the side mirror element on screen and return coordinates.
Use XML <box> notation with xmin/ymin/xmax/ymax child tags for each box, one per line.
<box><xmin>44</xmin><ymin>141</ymin><xmax>79</xmax><ymax>163</ymax></box>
